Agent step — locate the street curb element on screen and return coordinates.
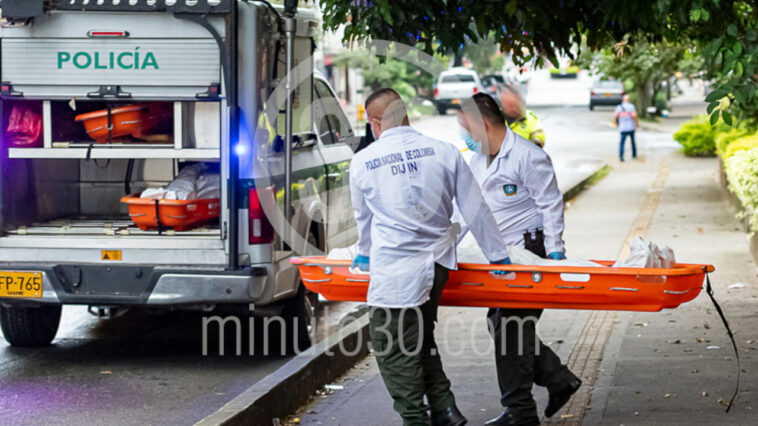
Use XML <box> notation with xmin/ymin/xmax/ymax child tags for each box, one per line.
<box><xmin>562</xmin><ymin>164</ymin><xmax>612</xmax><ymax>203</ymax></box>
<box><xmin>195</xmin><ymin>311</ymin><xmax>371</xmax><ymax>426</ymax></box>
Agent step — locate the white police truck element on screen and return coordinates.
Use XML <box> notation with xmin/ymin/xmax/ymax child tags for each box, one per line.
<box><xmin>0</xmin><ymin>0</ymin><xmax>358</xmax><ymax>349</ymax></box>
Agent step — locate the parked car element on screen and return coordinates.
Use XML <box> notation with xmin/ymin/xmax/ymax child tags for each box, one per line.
<box><xmin>433</xmin><ymin>67</ymin><xmax>484</xmax><ymax>115</ymax></box>
<box><xmin>479</xmin><ymin>74</ymin><xmax>505</xmax><ymax>105</ymax></box>
<box><xmin>590</xmin><ymin>79</ymin><xmax>625</xmax><ymax>110</ymax></box>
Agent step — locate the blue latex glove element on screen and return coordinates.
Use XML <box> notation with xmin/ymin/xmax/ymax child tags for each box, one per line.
<box><xmin>351</xmin><ymin>255</ymin><xmax>370</xmax><ymax>271</ymax></box>
<box><xmin>548</xmin><ymin>251</ymin><xmax>567</xmax><ymax>260</ymax></box>
<box><xmin>491</xmin><ymin>257</ymin><xmax>512</xmax><ymax>275</ymax></box>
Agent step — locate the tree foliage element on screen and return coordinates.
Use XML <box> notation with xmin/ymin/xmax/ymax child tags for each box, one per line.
<box><xmin>320</xmin><ymin>0</ymin><xmax>758</xmax><ymax>125</ymax></box>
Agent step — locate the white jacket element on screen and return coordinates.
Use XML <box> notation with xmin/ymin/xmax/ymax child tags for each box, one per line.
<box><xmin>464</xmin><ymin>129</ymin><xmax>565</xmax><ymax>254</ymax></box>
<box><xmin>350</xmin><ymin>126</ymin><xmax>509</xmax><ymax>308</ymax></box>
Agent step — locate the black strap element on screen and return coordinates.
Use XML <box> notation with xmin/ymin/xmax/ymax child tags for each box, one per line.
<box><xmin>154</xmin><ymin>199</ymin><xmax>163</xmax><ymax>235</ymax></box>
<box><xmin>705</xmin><ymin>273</ymin><xmax>740</xmax><ymax>412</ymax></box>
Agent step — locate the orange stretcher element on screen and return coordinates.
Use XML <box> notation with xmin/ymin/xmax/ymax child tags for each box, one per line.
<box><xmin>290</xmin><ymin>257</ymin><xmax>715</xmax><ymax>312</ymax></box>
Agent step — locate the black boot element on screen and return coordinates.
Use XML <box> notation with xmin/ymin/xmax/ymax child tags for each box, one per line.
<box><xmin>431</xmin><ymin>405</ymin><xmax>467</xmax><ymax>426</ymax></box>
<box><xmin>483</xmin><ymin>407</ymin><xmax>539</xmax><ymax>426</ymax></box>
<box><xmin>545</xmin><ymin>378</ymin><xmax>582</xmax><ymax>418</ymax></box>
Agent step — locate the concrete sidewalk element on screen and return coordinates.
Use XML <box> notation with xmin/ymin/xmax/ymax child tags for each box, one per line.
<box><xmin>287</xmin><ymin>150</ymin><xmax>757</xmax><ymax>425</ymax></box>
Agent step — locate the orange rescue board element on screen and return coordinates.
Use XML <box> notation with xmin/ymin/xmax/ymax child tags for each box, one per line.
<box><xmin>290</xmin><ymin>256</ymin><xmax>715</xmax><ymax>312</ymax></box>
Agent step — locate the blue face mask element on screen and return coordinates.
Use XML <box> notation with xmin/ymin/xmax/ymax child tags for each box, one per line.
<box><xmin>459</xmin><ymin>128</ymin><xmax>482</xmax><ymax>154</ymax></box>
<box><xmin>370</xmin><ymin>125</ymin><xmax>378</xmax><ymax>141</ymax></box>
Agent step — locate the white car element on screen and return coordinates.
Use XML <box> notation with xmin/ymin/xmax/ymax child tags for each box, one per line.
<box><xmin>433</xmin><ymin>67</ymin><xmax>485</xmax><ymax>115</ymax></box>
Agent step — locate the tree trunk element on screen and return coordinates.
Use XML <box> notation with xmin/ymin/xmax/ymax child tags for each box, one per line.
<box><xmin>636</xmin><ymin>81</ymin><xmax>654</xmax><ymax>118</ymax></box>
<box><xmin>453</xmin><ymin>51</ymin><xmax>463</xmax><ymax>67</ymax></box>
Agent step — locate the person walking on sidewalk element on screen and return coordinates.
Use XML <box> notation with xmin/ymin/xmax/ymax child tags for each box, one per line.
<box><xmin>615</xmin><ymin>95</ymin><xmax>639</xmax><ymax>161</ymax></box>
<box><xmin>457</xmin><ymin>94</ymin><xmax>582</xmax><ymax>426</ymax></box>
<box><xmin>349</xmin><ymin>88</ymin><xmax>511</xmax><ymax>426</ymax></box>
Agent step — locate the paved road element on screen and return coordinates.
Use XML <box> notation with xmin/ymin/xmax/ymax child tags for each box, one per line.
<box><xmin>0</xmin><ymin>298</ymin><xmax>359</xmax><ymax>425</ymax></box>
<box><xmin>412</xmin><ymin>102</ymin><xmax>682</xmax><ymax>192</ymax></box>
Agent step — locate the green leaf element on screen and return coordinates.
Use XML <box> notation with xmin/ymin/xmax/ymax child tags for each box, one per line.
<box><xmin>705</xmin><ymin>88</ymin><xmax>728</xmax><ymax>102</ymax></box>
<box><xmin>706</xmin><ymin>37</ymin><xmax>723</xmax><ymax>57</ymax></box>
<box><xmin>505</xmin><ymin>0</ymin><xmax>518</xmax><ymax>16</ymax></box>
<box><xmin>689</xmin><ymin>9</ymin><xmax>701</xmax><ymax>22</ymax></box>
<box><xmin>733</xmin><ymin>42</ymin><xmax>743</xmax><ymax>56</ymax></box>
<box><xmin>735</xmin><ymin>61</ymin><xmax>744</xmax><ymax>77</ymax></box>
<box><xmin>727</xmin><ymin>24</ymin><xmax>738</xmax><ymax>37</ymax></box>
<box><xmin>747</xmin><ymin>29</ymin><xmax>758</xmax><ymax>42</ymax></box>
<box><xmin>747</xmin><ymin>85</ymin><xmax>756</xmax><ymax>101</ymax></box>
<box><xmin>710</xmin><ymin>111</ymin><xmax>720</xmax><ymax>126</ymax></box>
<box><xmin>707</xmin><ymin>101</ymin><xmax>718</xmax><ymax>114</ymax></box>
<box><xmin>723</xmin><ymin>110</ymin><xmax>733</xmax><ymax>125</ymax></box>
<box><xmin>734</xmin><ymin>87</ymin><xmax>747</xmax><ymax>104</ymax></box>
<box><xmin>701</xmin><ymin>9</ymin><xmax>710</xmax><ymax>21</ymax></box>
<box><xmin>377</xmin><ymin>1</ymin><xmax>393</xmax><ymax>25</ymax></box>
<box><xmin>715</xmin><ymin>51</ymin><xmax>723</xmax><ymax>65</ymax></box>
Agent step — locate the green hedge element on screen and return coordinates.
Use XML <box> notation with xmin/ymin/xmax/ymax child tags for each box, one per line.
<box><xmin>722</xmin><ymin>135</ymin><xmax>758</xmax><ymax>161</ymax></box>
<box><xmin>725</xmin><ymin>148</ymin><xmax>758</xmax><ymax>232</ymax></box>
<box><xmin>715</xmin><ymin>127</ymin><xmax>752</xmax><ymax>156</ymax></box>
<box><xmin>673</xmin><ymin>115</ymin><xmax>727</xmax><ymax>157</ymax></box>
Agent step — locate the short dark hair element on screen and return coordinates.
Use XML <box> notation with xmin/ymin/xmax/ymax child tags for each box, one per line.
<box><xmin>461</xmin><ymin>93</ymin><xmax>505</xmax><ymax>128</ymax></box>
<box><xmin>365</xmin><ymin>88</ymin><xmax>401</xmax><ymax>110</ymax></box>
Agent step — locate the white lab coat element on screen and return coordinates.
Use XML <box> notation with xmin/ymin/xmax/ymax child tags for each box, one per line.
<box><xmin>350</xmin><ymin>126</ymin><xmax>509</xmax><ymax>308</ymax></box>
<box><xmin>462</xmin><ymin>129</ymin><xmax>565</xmax><ymax>254</ymax></box>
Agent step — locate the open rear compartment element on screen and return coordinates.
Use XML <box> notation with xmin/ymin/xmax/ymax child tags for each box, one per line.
<box><xmin>0</xmin><ymin>99</ymin><xmax>226</xmax><ymax>265</ymax></box>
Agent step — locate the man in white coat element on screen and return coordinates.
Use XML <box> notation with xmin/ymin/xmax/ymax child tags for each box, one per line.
<box><xmin>350</xmin><ymin>88</ymin><xmax>511</xmax><ymax>426</ymax></box>
<box><xmin>457</xmin><ymin>94</ymin><xmax>581</xmax><ymax>426</ymax></box>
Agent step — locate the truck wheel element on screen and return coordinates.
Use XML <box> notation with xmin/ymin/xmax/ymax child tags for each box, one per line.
<box><xmin>283</xmin><ymin>284</ymin><xmax>318</xmax><ymax>353</ymax></box>
<box><xmin>281</xmin><ymin>228</ymin><xmax>321</xmax><ymax>353</ymax></box>
<box><xmin>437</xmin><ymin>105</ymin><xmax>447</xmax><ymax>115</ymax></box>
<box><xmin>0</xmin><ymin>305</ymin><xmax>62</xmax><ymax>347</ymax></box>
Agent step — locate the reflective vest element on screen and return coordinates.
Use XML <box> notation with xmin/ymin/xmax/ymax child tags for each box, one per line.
<box><xmin>508</xmin><ymin>109</ymin><xmax>545</xmax><ymax>148</ymax></box>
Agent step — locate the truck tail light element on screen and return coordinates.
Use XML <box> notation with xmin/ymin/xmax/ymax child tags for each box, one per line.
<box><xmin>87</xmin><ymin>30</ymin><xmax>130</xmax><ymax>38</ymax></box>
<box><xmin>434</xmin><ymin>88</ymin><xmax>439</xmax><ymax>99</ymax></box>
<box><xmin>621</xmin><ymin>90</ymin><xmax>626</xmax><ymax>96</ymax></box>
<box><xmin>590</xmin><ymin>91</ymin><xmax>595</xmax><ymax>96</ymax></box>
<box><xmin>249</xmin><ymin>187</ymin><xmax>275</xmax><ymax>245</ymax></box>
<box><xmin>473</xmin><ymin>87</ymin><xmax>478</xmax><ymax>94</ymax></box>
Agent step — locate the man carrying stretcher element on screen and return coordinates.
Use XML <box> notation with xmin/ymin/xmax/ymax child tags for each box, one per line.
<box><xmin>349</xmin><ymin>88</ymin><xmax>511</xmax><ymax>426</ymax></box>
<box><xmin>457</xmin><ymin>94</ymin><xmax>582</xmax><ymax>426</ymax></box>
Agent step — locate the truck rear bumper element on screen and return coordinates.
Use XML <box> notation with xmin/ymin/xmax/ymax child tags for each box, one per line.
<box><xmin>0</xmin><ymin>263</ymin><xmax>270</xmax><ymax>307</ymax></box>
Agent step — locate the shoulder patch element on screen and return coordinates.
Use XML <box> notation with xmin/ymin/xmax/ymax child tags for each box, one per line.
<box><xmin>504</xmin><ymin>184</ymin><xmax>518</xmax><ymax>196</ymax></box>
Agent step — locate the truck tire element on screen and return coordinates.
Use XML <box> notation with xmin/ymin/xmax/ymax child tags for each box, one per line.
<box><xmin>0</xmin><ymin>305</ymin><xmax>62</xmax><ymax>347</ymax></box>
<box><xmin>437</xmin><ymin>105</ymin><xmax>447</xmax><ymax>115</ymax></box>
<box><xmin>281</xmin><ymin>228</ymin><xmax>321</xmax><ymax>353</ymax></box>
<box><xmin>283</xmin><ymin>284</ymin><xmax>318</xmax><ymax>353</ymax></box>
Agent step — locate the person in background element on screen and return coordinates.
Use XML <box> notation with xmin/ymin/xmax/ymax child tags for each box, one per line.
<box><xmin>457</xmin><ymin>94</ymin><xmax>581</xmax><ymax>426</ymax></box>
<box><xmin>499</xmin><ymin>84</ymin><xmax>546</xmax><ymax>148</ymax></box>
<box><xmin>615</xmin><ymin>94</ymin><xmax>639</xmax><ymax>162</ymax></box>
<box><xmin>350</xmin><ymin>88</ymin><xmax>510</xmax><ymax>426</ymax></box>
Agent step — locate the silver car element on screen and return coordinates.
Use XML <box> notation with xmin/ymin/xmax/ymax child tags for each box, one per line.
<box><xmin>589</xmin><ymin>79</ymin><xmax>625</xmax><ymax>110</ymax></box>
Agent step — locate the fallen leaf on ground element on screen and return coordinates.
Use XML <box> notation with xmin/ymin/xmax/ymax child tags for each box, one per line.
<box><xmin>99</xmin><ymin>370</ymin><xmax>112</xmax><ymax>375</ymax></box>
<box><xmin>729</xmin><ymin>283</ymin><xmax>746</xmax><ymax>289</ymax></box>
